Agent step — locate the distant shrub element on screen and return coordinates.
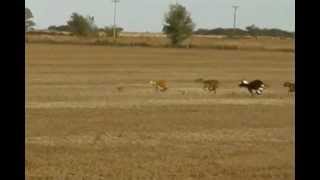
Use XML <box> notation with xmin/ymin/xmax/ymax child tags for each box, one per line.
<box><xmin>48</xmin><ymin>25</ymin><xmax>71</xmax><ymax>32</ymax></box>
<box><xmin>99</xmin><ymin>26</ymin><xmax>123</xmax><ymax>37</ymax></box>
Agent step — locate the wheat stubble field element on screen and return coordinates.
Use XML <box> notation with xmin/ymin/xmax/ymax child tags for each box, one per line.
<box><xmin>26</xmin><ymin>43</ymin><xmax>294</xmax><ymax>180</ymax></box>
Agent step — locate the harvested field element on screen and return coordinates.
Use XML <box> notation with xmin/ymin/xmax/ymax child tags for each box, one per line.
<box><xmin>26</xmin><ymin>34</ymin><xmax>294</xmax><ymax>52</ymax></box>
<box><xmin>26</xmin><ymin>43</ymin><xmax>294</xmax><ymax>180</ymax></box>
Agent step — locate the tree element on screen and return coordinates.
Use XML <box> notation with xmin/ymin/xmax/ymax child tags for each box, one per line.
<box><xmin>246</xmin><ymin>24</ymin><xmax>260</xmax><ymax>37</ymax></box>
<box><xmin>162</xmin><ymin>4</ymin><xmax>195</xmax><ymax>46</ymax></box>
<box><xmin>25</xmin><ymin>8</ymin><xmax>35</xmax><ymax>32</ymax></box>
<box><xmin>48</xmin><ymin>25</ymin><xmax>71</xmax><ymax>32</ymax></box>
<box><xmin>67</xmin><ymin>13</ymin><xmax>97</xmax><ymax>36</ymax></box>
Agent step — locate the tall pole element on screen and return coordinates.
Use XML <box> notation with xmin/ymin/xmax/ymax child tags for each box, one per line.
<box><xmin>233</xmin><ymin>6</ymin><xmax>239</xmax><ymax>29</ymax></box>
<box><xmin>112</xmin><ymin>0</ymin><xmax>120</xmax><ymax>42</ymax></box>
<box><xmin>232</xmin><ymin>5</ymin><xmax>239</xmax><ymax>37</ymax></box>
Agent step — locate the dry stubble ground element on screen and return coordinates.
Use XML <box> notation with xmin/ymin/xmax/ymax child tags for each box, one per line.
<box><xmin>26</xmin><ymin>44</ymin><xmax>294</xmax><ymax>180</ymax></box>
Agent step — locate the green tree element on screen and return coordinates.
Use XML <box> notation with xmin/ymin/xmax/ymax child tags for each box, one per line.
<box><xmin>67</xmin><ymin>13</ymin><xmax>97</xmax><ymax>36</ymax></box>
<box><xmin>246</xmin><ymin>24</ymin><xmax>260</xmax><ymax>37</ymax></box>
<box><xmin>48</xmin><ymin>25</ymin><xmax>71</xmax><ymax>32</ymax></box>
<box><xmin>162</xmin><ymin>4</ymin><xmax>195</xmax><ymax>46</ymax></box>
<box><xmin>25</xmin><ymin>8</ymin><xmax>35</xmax><ymax>32</ymax></box>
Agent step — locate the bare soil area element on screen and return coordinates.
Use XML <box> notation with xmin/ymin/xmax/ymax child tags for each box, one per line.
<box><xmin>26</xmin><ymin>44</ymin><xmax>294</xmax><ymax>180</ymax></box>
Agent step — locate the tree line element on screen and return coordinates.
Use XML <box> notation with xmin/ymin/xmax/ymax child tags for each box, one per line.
<box><xmin>26</xmin><ymin>4</ymin><xmax>191</xmax><ymax>46</ymax></box>
<box><xmin>26</xmin><ymin>4</ymin><xmax>294</xmax><ymax>47</ymax></box>
<box><xmin>194</xmin><ymin>24</ymin><xmax>294</xmax><ymax>38</ymax></box>
<box><xmin>25</xmin><ymin>8</ymin><xmax>124</xmax><ymax>37</ymax></box>
<box><xmin>48</xmin><ymin>13</ymin><xmax>124</xmax><ymax>37</ymax></box>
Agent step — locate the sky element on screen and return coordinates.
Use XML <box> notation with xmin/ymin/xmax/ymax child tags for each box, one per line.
<box><xmin>25</xmin><ymin>0</ymin><xmax>295</xmax><ymax>32</ymax></box>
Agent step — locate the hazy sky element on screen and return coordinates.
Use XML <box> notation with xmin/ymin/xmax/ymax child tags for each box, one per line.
<box><xmin>25</xmin><ymin>0</ymin><xmax>295</xmax><ymax>32</ymax></box>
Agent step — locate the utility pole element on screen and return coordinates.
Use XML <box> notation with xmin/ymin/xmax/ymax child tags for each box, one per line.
<box><xmin>112</xmin><ymin>0</ymin><xmax>120</xmax><ymax>42</ymax></box>
<box><xmin>232</xmin><ymin>6</ymin><xmax>239</xmax><ymax>29</ymax></box>
<box><xmin>232</xmin><ymin>5</ymin><xmax>239</xmax><ymax>37</ymax></box>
